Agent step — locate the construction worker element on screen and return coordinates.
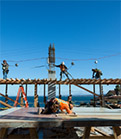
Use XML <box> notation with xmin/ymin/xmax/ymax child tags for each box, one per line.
<box><xmin>54</xmin><ymin>98</ymin><xmax>73</xmax><ymax>114</ymax></box>
<box><xmin>54</xmin><ymin>62</ymin><xmax>70</xmax><ymax>80</ymax></box>
<box><xmin>40</xmin><ymin>98</ymin><xmax>60</xmax><ymax>114</ymax></box>
<box><xmin>92</xmin><ymin>68</ymin><xmax>102</xmax><ymax>79</ymax></box>
<box><xmin>40</xmin><ymin>97</ymin><xmax>73</xmax><ymax>114</ymax></box>
<box><xmin>1</xmin><ymin>60</ymin><xmax>9</xmax><ymax>79</ymax></box>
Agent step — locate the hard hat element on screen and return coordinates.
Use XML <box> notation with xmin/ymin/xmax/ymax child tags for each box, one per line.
<box><xmin>94</xmin><ymin>60</ymin><xmax>98</xmax><ymax>64</ymax></box>
<box><xmin>61</xmin><ymin>62</ymin><xmax>65</xmax><ymax>65</ymax></box>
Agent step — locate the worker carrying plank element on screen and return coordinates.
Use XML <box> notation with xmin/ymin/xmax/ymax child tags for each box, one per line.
<box><xmin>92</xmin><ymin>68</ymin><xmax>103</xmax><ymax>79</ymax></box>
<box><xmin>54</xmin><ymin>62</ymin><xmax>72</xmax><ymax>80</ymax></box>
<box><xmin>39</xmin><ymin>97</ymin><xmax>73</xmax><ymax>114</ymax></box>
<box><xmin>1</xmin><ymin>60</ymin><xmax>9</xmax><ymax>79</ymax></box>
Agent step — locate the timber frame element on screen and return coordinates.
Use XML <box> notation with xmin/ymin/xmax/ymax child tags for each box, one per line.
<box><xmin>0</xmin><ymin>78</ymin><xmax>120</xmax><ymax>84</ymax></box>
<box><xmin>0</xmin><ymin>78</ymin><xmax>121</xmax><ymax>107</ymax></box>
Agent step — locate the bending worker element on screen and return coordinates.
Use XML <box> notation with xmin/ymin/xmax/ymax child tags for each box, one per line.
<box><xmin>54</xmin><ymin>98</ymin><xmax>73</xmax><ymax>114</ymax></box>
<box><xmin>40</xmin><ymin>97</ymin><xmax>73</xmax><ymax>114</ymax></box>
<box><xmin>92</xmin><ymin>68</ymin><xmax>102</xmax><ymax>79</ymax></box>
<box><xmin>54</xmin><ymin>62</ymin><xmax>69</xmax><ymax>80</ymax></box>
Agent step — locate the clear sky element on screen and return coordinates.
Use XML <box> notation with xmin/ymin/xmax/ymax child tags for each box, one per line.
<box><xmin>0</xmin><ymin>0</ymin><xmax>121</xmax><ymax>96</ymax></box>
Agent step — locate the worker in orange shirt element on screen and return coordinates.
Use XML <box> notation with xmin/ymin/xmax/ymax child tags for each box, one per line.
<box><xmin>54</xmin><ymin>98</ymin><xmax>73</xmax><ymax>114</ymax></box>
<box><xmin>40</xmin><ymin>97</ymin><xmax>74</xmax><ymax>114</ymax></box>
<box><xmin>54</xmin><ymin>62</ymin><xmax>70</xmax><ymax>80</ymax></box>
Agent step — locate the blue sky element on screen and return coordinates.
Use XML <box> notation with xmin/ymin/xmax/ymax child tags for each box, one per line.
<box><xmin>0</xmin><ymin>0</ymin><xmax>121</xmax><ymax>96</ymax></box>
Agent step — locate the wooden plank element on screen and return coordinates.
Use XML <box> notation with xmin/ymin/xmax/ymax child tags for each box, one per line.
<box><xmin>94</xmin><ymin>127</ymin><xmax>110</xmax><ymax>136</ymax></box>
<box><xmin>74</xmin><ymin>84</ymin><xmax>100</xmax><ymax>97</ymax></box>
<box><xmin>0</xmin><ymin>128</ymin><xmax>8</xmax><ymax>139</ymax></box>
<box><xmin>89</xmin><ymin>136</ymin><xmax>114</xmax><ymax>139</ymax></box>
<box><xmin>0</xmin><ymin>78</ymin><xmax>121</xmax><ymax>85</ymax></box>
<box><xmin>113</xmin><ymin>126</ymin><xmax>121</xmax><ymax>139</ymax></box>
<box><xmin>93</xmin><ymin>84</ymin><xmax>96</xmax><ymax>107</ymax></box>
<box><xmin>44</xmin><ymin>84</ymin><xmax>46</xmax><ymax>104</ymax></box>
<box><xmin>0</xmin><ymin>93</ymin><xmax>23</xmax><ymax>107</ymax></box>
<box><xmin>5</xmin><ymin>84</ymin><xmax>8</xmax><ymax>103</ymax></box>
<box><xmin>34</xmin><ymin>84</ymin><xmax>38</xmax><ymax>107</ymax></box>
<box><xmin>29</xmin><ymin>128</ymin><xmax>38</xmax><ymax>139</ymax></box>
<box><xmin>99</xmin><ymin>84</ymin><xmax>104</xmax><ymax>107</ymax></box>
<box><xmin>59</xmin><ymin>84</ymin><xmax>61</xmax><ymax>99</ymax></box>
<box><xmin>25</xmin><ymin>84</ymin><xmax>27</xmax><ymax>96</ymax></box>
<box><xmin>82</xmin><ymin>126</ymin><xmax>91</xmax><ymax>139</ymax></box>
<box><xmin>7</xmin><ymin>134</ymin><xmax>30</xmax><ymax>139</ymax></box>
<box><xmin>69</xmin><ymin>84</ymin><xmax>71</xmax><ymax>95</ymax></box>
<box><xmin>0</xmin><ymin>100</ymin><xmax>13</xmax><ymax>108</ymax></box>
<box><xmin>21</xmin><ymin>93</ymin><xmax>24</xmax><ymax>106</ymax></box>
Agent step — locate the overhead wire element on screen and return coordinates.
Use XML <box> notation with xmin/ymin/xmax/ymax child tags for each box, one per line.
<box><xmin>56</xmin><ymin>52</ymin><xmax>121</xmax><ymax>61</ymax></box>
<box><xmin>0</xmin><ymin>52</ymin><xmax>120</xmax><ymax>63</ymax></box>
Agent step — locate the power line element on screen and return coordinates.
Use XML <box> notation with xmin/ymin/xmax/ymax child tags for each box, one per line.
<box><xmin>56</xmin><ymin>53</ymin><xmax>121</xmax><ymax>61</ymax></box>
<box><xmin>0</xmin><ymin>52</ymin><xmax>120</xmax><ymax>63</ymax></box>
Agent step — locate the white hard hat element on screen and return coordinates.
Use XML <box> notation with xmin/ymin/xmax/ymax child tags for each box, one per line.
<box><xmin>62</xmin><ymin>62</ymin><xmax>65</xmax><ymax>65</ymax></box>
<box><xmin>95</xmin><ymin>60</ymin><xmax>98</xmax><ymax>64</ymax></box>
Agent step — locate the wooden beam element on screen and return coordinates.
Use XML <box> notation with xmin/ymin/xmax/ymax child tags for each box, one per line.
<box><xmin>99</xmin><ymin>84</ymin><xmax>104</xmax><ymax>107</ymax></box>
<box><xmin>59</xmin><ymin>84</ymin><xmax>61</xmax><ymax>99</ymax></box>
<box><xmin>7</xmin><ymin>134</ymin><xmax>30</xmax><ymax>139</ymax></box>
<box><xmin>82</xmin><ymin>126</ymin><xmax>91</xmax><ymax>139</ymax></box>
<box><xmin>0</xmin><ymin>100</ymin><xmax>13</xmax><ymax>108</ymax></box>
<box><xmin>21</xmin><ymin>93</ymin><xmax>24</xmax><ymax>106</ymax></box>
<box><xmin>29</xmin><ymin>128</ymin><xmax>38</xmax><ymax>139</ymax></box>
<box><xmin>113</xmin><ymin>126</ymin><xmax>121</xmax><ymax>139</ymax></box>
<box><xmin>0</xmin><ymin>128</ymin><xmax>8</xmax><ymax>139</ymax></box>
<box><xmin>5</xmin><ymin>84</ymin><xmax>8</xmax><ymax>103</ymax></box>
<box><xmin>34</xmin><ymin>84</ymin><xmax>38</xmax><ymax>107</ymax></box>
<box><xmin>44</xmin><ymin>84</ymin><xmax>46</xmax><ymax>104</ymax></box>
<box><xmin>93</xmin><ymin>84</ymin><xmax>96</xmax><ymax>107</ymax></box>
<box><xmin>89</xmin><ymin>136</ymin><xmax>114</xmax><ymax>139</ymax></box>
<box><xmin>74</xmin><ymin>84</ymin><xmax>100</xmax><ymax>97</ymax></box>
<box><xmin>93</xmin><ymin>127</ymin><xmax>110</xmax><ymax>136</ymax></box>
<box><xmin>0</xmin><ymin>93</ymin><xmax>23</xmax><ymax>107</ymax></box>
<box><xmin>0</xmin><ymin>78</ymin><xmax>121</xmax><ymax>85</ymax></box>
<box><xmin>69</xmin><ymin>84</ymin><xmax>71</xmax><ymax>96</ymax></box>
<box><xmin>25</xmin><ymin>84</ymin><xmax>28</xmax><ymax>96</ymax></box>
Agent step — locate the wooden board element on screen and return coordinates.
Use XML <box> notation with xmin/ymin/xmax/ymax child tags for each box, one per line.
<box><xmin>0</xmin><ymin>107</ymin><xmax>121</xmax><ymax>128</ymax></box>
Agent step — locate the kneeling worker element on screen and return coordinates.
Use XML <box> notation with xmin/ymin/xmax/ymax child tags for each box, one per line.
<box><xmin>40</xmin><ymin>98</ymin><xmax>73</xmax><ymax>114</ymax></box>
<box><xmin>53</xmin><ymin>98</ymin><xmax>73</xmax><ymax>114</ymax></box>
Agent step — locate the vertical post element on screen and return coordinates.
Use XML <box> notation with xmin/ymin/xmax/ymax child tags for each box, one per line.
<box><xmin>99</xmin><ymin>84</ymin><xmax>104</xmax><ymax>107</ymax></box>
<box><xmin>34</xmin><ymin>84</ymin><xmax>38</xmax><ymax>107</ymax></box>
<box><xmin>44</xmin><ymin>84</ymin><xmax>46</xmax><ymax>104</ymax></box>
<box><xmin>93</xmin><ymin>84</ymin><xmax>96</xmax><ymax>107</ymax></box>
<box><xmin>21</xmin><ymin>93</ymin><xmax>24</xmax><ymax>106</ymax></box>
<box><xmin>59</xmin><ymin>84</ymin><xmax>61</xmax><ymax>99</ymax></box>
<box><xmin>69</xmin><ymin>84</ymin><xmax>71</xmax><ymax>96</ymax></box>
<box><xmin>5</xmin><ymin>84</ymin><xmax>8</xmax><ymax>103</ymax></box>
<box><xmin>25</xmin><ymin>84</ymin><xmax>28</xmax><ymax>96</ymax></box>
